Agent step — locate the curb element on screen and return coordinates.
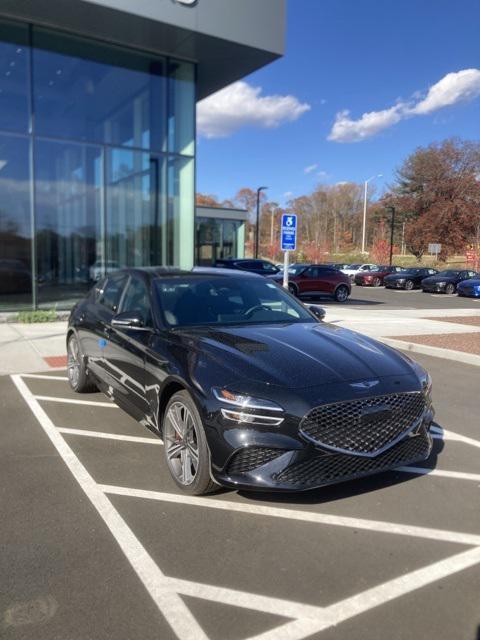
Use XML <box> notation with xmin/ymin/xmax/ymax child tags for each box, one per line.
<box><xmin>378</xmin><ymin>337</ymin><xmax>480</xmax><ymax>368</ymax></box>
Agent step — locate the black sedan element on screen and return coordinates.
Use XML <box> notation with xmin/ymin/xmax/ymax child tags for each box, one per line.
<box><xmin>384</xmin><ymin>268</ymin><xmax>438</xmax><ymax>290</ymax></box>
<box><xmin>421</xmin><ymin>269</ymin><xmax>478</xmax><ymax>294</ymax></box>
<box><xmin>67</xmin><ymin>267</ymin><xmax>434</xmax><ymax>495</ymax></box>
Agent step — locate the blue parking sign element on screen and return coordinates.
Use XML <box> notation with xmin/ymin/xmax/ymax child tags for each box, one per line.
<box><xmin>281</xmin><ymin>214</ymin><xmax>297</xmax><ymax>251</ymax></box>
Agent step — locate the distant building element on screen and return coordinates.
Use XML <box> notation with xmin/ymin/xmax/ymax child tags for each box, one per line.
<box><xmin>0</xmin><ymin>0</ymin><xmax>284</xmax><ymax>310</ymax></box>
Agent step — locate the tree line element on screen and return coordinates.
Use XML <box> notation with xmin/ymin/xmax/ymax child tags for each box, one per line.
<box><xmin>196</xmin><ymin>138</ymin><xmax>480</xmax><ymax>263</ymax></box>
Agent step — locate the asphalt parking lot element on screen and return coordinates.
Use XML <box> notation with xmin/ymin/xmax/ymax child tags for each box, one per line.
<box><xmin>307</xmin><ymin>285</ymin><xmax>480</xmax><ymax>310</ymax></box>
<box><xmin>1</xmin><ymin>351</ymin><xmax>479</xmax><ymax>640</ymax></box>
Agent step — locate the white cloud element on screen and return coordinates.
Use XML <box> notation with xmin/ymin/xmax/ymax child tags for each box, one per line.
<box><xmin>410</xmin><ymin>69</ymin><xmax>480</xmax><ymax>114</ymax></box>
<box><xmin>328</xmin><ymin>105</ymin><xmax>404</xmax><ymax>143</ymax></box>
<box><xmin>304</xmin><ymin>163</ymin><xmax>318</xmax><ymax>174</ymax></box>
<box><xmin>283</xmin><ymin>191</ymin><xmax>294</xmax><ymax>199</ymax></box>
<box><xmin>328</xmin><ymin>68</ymin><xmax>480</xmax><ymax>143</ymax></box>
<box><xmin>317</xmin><ymin>170</ymin><xmax>329</xmax><ymax>179</ymax></box>
<box><xmin>197</xmin><ymin>81</ymin><xmax>310</xmax><ymax>138</ymax></box>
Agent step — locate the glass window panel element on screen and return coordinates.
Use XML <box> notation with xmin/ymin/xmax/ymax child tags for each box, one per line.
<box><xmin>35</xmin><ymin>139</ymin><xmax>103</xmax><ymax>308</ymax></box>
<box><xmin>106</xmin><ymin>148</ymin><xmax>166</xmax><ymax>269</ymax></box>
<box><xmin>0</xmin><ymin>134</ymin><xmax>32</xmax><ymax>309</ymax></box>
<box><xmin>33</xmin><ymin>28</ymin><xmax>166</xmax><ymax>151</ymax></box>
<box><xmin>0</xmin><ymin>20</ymin><xmax>29</xmax><ymax>133</ymax></box>
<box><xmin>168</xmin><ymin>60</ymin><xmax>195</xmax><ymax>156</ymax></box>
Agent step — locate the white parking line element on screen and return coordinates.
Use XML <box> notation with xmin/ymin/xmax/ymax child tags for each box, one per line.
<box><xmin>20</xmin><ymin>374</ymin><xmax>69</xmax><ymax>381</ymax></box>
<box><xmin>11</xmin><ymin>375</ymin><xmax>208</xmax><ymax>640</ymax></box>
<box><xmin>34</xmin><ymin>395</ymin><xmax>117</xmax><ymax>408</ymax></box>
<box><xmin>431</xmin><ymin>425</ymin><xmax>480</xmax><ymax>449</ymax></box>
<box><xmin>397</xmin><ymin>466</ymin><xmax>480</xmax><ymax>482</ymax></box>
<box><xmin>248</xmin><ymin>546</ymin><xmax>480</xmax><ymax>640</ymax></box>
<box><xmin>58</xmin><ymin>428</ymin><xmax>163</xmax><ymax>445</ymax></box>
<box><xmin>99</xmin><ymin>485</ymin><xmax>480</xmax><ymax>547</ymax></box>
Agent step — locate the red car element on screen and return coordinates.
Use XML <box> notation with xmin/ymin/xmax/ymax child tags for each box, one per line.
<box><xmin>354</xmin><ymin>265</ymin><xmax>405</xmax><ymax>287</ymax></box>
<box><xmin>272</xmin><ymin>263</ymin><xmax>351</xmax><ymax>302</ymax></box>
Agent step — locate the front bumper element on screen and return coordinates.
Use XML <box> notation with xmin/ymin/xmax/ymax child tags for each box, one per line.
<box><xmin>212</xmin><ymin>409</ymin><xmax>434</xmax><ymax>492</ymax></box>
<box><xmin>422</xmin><ymin>284</ymin><xmax>447</xmax><ymax>293</ymax></box>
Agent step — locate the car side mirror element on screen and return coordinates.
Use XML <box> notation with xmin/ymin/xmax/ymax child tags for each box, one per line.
<box><xmin>308</xmin><ymin>305</ymin><xmax>326</xmax><ymax>321</ymax></box>
<box><xmin>111</xmin><ymin>311</ymin><xmax>150</xmax><ymax>331</ymax></box>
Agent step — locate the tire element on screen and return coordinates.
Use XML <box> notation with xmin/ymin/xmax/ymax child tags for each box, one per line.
<box><xmin>334</xmin><ymin>284</ymin><xmax>350</xmax><ymax>303</ymax></box>
<box><xmin>67</xmin><ymin>334</ymin><xmax>96</xmax><ymax>393</ymax></box>
<box><xmin>373</xmin><ymin>277</ymin><xmax>381</xmax><ymax>287</ymax></box>
<box><xmin>288</xmin><ymin>283</ymin><xmax>298</xmax><ymax>296</ymax></box>
<box><xmin>445</xmin><ymin>283</ymin><xmax>455</xmax><ymax>295</ymax></box>
<box><xmin>163</xmin><ymin>390</ymin><xmax>217</xmax><ymax>495</ymax></box>
<box><xmin>405</xmin><ymin>280</ymin><xmax>414</xmax><ymax>291</ymax></box>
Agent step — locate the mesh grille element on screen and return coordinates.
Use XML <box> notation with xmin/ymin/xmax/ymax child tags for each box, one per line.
<box><xmin>226</xmin><ymin>447</ymin><xmax>285</xmax><ymax>474</ymax></box>
<box><xmin>300</xmin><ymin>392</ymin><xmax>425</xmax><ymax>455</ymax></box>
<box><xmin>275</xmin><ymin>432</ymin><xmax>430</xmax><ymax>487</ymax></box>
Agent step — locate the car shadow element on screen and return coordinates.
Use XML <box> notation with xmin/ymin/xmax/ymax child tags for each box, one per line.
<box><xmin>300</xmin><ymin>294</ymin><xmax>384</xmax><ymax>306</ymax></box>
<box><xmin>236</xmin><ymin>425</ymin><xmax>444</xmax><ymax>506</ymax></box>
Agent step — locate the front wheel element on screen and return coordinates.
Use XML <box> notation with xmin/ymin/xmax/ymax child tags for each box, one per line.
<box><xmin>288</xmin><ymin>283</ymin><xmax>298</xmax><ymax>296</ymax></box>
<box><xmin>373</xmin><ymin>277</ymin><xmax>381</xmax><ymax>287</ymax></box>
<box><xmin>67</xmin><ymin>334</ymin><xmax>96</xmax><ymax>393</ymax></box>
<box><xmin>334</xmin><ymin>285</ymin><xmax>350</xmax><ymax>303</ymax></box>
<box><xmin>405</xmin><ymin>279</ymin><xmax>414</xmax><ymax>290</ymax></box>
<box><xmin>163</xmin><ymin>390</ymin><xmax>217</xmax><ymax>495</ymax></box>
<box><xmin>445</xmin><ymin>283</ymin><xmax>455</xmax><ymax>294</ymax></box>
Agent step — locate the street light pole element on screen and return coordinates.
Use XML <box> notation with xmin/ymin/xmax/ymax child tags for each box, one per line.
<box><xmin>361</xmin><ymin>173</ymin><xmax>382</xmax><ymax>254</ymax></box>
<box><xmin>255</xmin><ymin>186</ymin><xmax>267</xmax><ymax>259</ymax></box>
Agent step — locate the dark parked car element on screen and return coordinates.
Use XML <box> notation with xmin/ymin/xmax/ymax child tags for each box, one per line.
<box><xmin>421</xmin><ymin>269</ymin><xmax>478</xmax><ymax>294</ymax></box>
<box><xmin>457</xmin><ymin>277</ymin><xmax>480</xmax><ymax>298</ymax></box>
<box><xmin>354</xmin><ymin>265</ymin><xmax>405</xmax><ymax>287</ymax></box>
<box><xmin>67</xmin><ymin>267</ymin><xmax>434</xmax><ymax>494</ymax></box>
<box><xmin>215</xmin><ymin>258</ymin><xmax>280</xmax><ymax>276</ymax></box>
<box><xmin>384</xmin><ymin>268</ymin><xmax>438</xmax><ymax>290</ymax></box>
<box><xmin>272</xmin><ymin>263</ymin><xmax>351</xmax><ymax>302</ymax></box>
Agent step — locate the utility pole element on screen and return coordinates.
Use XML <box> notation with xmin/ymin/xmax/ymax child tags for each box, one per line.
<box><xmin>387</xmin><ymin>205</ymin><xmax>396</xmax><ymax>266</ymax></box>
<box><xmin>361</xmin><ymin>174</ymin><xmax>382</xmax><ymax>253</ymax></box>
<box><xmin>254</xmin><ymin>186</ymin><xmax>267</xmax><ymax>259</ymax></box>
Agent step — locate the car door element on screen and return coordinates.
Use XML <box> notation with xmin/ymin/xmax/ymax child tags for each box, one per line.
<box><xmin>297</xmin><ymin>266</ymin><xmax>320</xmax><ymax>295</ymax></box>
<box><xmin>103</xmin><ymin>274</ymin><xmax>152</xmax><ymax>417</ymax></box>
<box><xmin>79</xmin><ymin>272</ymin><xmax>129</xmax><ymax>384</ymax></box>
<box><xmin>315</xmin><ymin>267</ymin><xmax>337</xmax><ymax>294</ymax></box>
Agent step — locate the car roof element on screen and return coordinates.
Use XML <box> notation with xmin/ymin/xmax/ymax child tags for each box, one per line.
<box><xmin>107</xmin><ymin>266</ymin><xmax>263</xmax><ymax>280</ymax></box>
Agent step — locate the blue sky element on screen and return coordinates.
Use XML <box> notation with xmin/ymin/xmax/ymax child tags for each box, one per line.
<box><xmin>196</xmin><ymin>0</ymin><xmax>480</xmax><ymax>206</ymax></box>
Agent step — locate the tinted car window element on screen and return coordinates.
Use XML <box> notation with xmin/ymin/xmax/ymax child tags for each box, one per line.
<box><xmin>236</xmin><ymin>261</ymin><xmax>259</xmax><ymax>270</ymax></box>
<box><xmin>261</xmin><ymin>261</ymin><xmax>279</xmax><ymax>273</ymax></box>
<box><xmin>121</xmin><ymin>276</ymin><xmax>151</xmax><ymax>325</ymax></box>
<box><xmin>99</xmin><ymin>273</ymin><xmax>127</xmax><ymax>313</ymax></box>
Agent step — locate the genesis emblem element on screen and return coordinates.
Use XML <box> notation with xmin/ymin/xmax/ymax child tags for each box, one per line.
<box><xmin>350</xmin><ymin>380</ymin><xmax>380</xmax><ymax>390</ymax></box>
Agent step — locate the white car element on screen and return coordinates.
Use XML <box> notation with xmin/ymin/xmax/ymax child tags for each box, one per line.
<box><xmin>341</xmin><ymin>263</ymin><xmax>378</xmax><ymax>282</ymax></box>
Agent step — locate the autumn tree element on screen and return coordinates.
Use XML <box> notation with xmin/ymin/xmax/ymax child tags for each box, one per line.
<box><xmin>388</xmin><ymin>138</ymin><xmax>480</xmax><ymax>259</ymax></box>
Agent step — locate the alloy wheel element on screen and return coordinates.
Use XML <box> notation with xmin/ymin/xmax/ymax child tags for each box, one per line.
<box><xmin>405</xmin><ymin>280</ymin><xmax>414</xmax><ymax>290</ymax></box>
<box><xmin>373</xmin><ymin>277</ymin><xmax>381</xmax><ymax>287</ymax></box>
<box><xmin>67</xmin><ymin>337</ymin><xmax>81</xmax><ymax>388</ymax></box>
<box><xmin>164</xmin><ymin>401</ymin><xmax>199</xmax><ymax>486</ymax></box>
<box><xmin>335</xmin><ymin>285</ymin><xmax>349</xmax><ymax>302</ymax></box>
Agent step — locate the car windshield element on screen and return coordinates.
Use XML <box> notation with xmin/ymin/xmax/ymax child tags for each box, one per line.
<box><xmin>400</xmin><ymin>269</ymin><xmax>420</xmax><ymax>275</ymax></box>
<box><xmin>288</xmin><ymin>264</ymin><xmax>307</xmax><ymax>275</ymax></box>
<box><xmin>348</xmin><ymin>264</ymin><xmax>361</xmax><ymax>269</ymax></box>
<box><xmin>154</xmin><ymin>276</ymin><xmax>316</xmax><ymax>327</ymax></box>
<box><xmin>437</xmin><ymin>270</ymin><xmax>460</xmax><ymax>277</ymax></box>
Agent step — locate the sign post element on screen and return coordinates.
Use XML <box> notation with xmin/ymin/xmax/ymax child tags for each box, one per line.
<box><xmin>428</xmin><ymin>243</ymin><xmax>441</xmax><ymax>261</ymax></box>
<box><xmin>281</xmin><ymin>214</ymin><xmax>297</xmax><ymax>289</ymax></box>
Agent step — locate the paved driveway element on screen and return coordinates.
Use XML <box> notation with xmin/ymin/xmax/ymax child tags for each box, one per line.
<box><xmin>1</xmin><ymin>353</ymin><xmax>479</xmax><ymax>640</ymax></box>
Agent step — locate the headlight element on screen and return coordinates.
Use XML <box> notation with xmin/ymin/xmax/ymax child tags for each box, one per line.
<box><xmin>213</xmin><ymin>387</ymin><xmax>284</xmax><ymax>426</ymax></box>
<box><xmin>396</xmin><ymin>278</ymin><xmax>406</xmax><ymax>283</ymax></box>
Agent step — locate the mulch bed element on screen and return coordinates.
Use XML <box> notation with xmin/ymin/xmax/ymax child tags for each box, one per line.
<box><xmin>391</xmin><ymin>332</ymin><xmax>480</xmax><ymax>356</ymax></box>
<box><xmin>426</xmin><ymin>316</ymin><xmax>480</xmax><ymax>327</ymax></box>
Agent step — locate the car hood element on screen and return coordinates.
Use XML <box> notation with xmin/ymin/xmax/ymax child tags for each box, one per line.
<box><xmin>384</xmin><ymin>273</ymin><xmax>409</xmax><ymax>279</ymax></box>
<box><xmin>178</xmin><ymin>322</ymin><xmax>417</xmax><ymax>389</ymax></box>
<box><xmin>458</xmin><ymin>278</ymin><xmax>480</xmax><ymax>286</ymax></box>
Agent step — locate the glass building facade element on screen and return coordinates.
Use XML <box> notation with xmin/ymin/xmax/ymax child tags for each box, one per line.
<box><xmin>0</xmin><ymin>19</ymin><xmax>195</xmax><ymax>310</ymax></box>
<box><xmin>196</xmin><ymin>216</ymin><xmax>242</xmax><ymax>266</ymax></box>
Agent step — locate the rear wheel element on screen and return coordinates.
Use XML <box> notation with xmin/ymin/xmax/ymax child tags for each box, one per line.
<box><xmin>288</xmin><ymin>283</ymin><xmax>298</xmax><ymax>296</ymax></box>
<box><xmin>405</xmin><ymin>279</ymin><xmax>414</xmax><ymax>290</ymax></box>
<box><xmin>445</xmin><ymin>283</ymin><xmax>455</xmax><ymax>294</ymax></box>
<box><xmin>163</xmin><ymin>390</ymin><xmax>217</xmax><ymax>495</ymax></box>
<box><xmin>67</xmin><ymin>334</ymin><xmax>96</xmax><ymax>393</ymax></box>
<box><xmin>334</xmin><ymin>284</ymin><xmax>349</xmax><ymax>303</ymax></box>
<box><xmin>373</xmin><ymin>277</ymin><xmax>381</xmax><ymax>287</ymax></box>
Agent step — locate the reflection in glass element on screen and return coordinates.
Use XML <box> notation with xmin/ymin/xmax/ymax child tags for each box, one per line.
<box><xmin>106</xmin><ymin>148</ymin><xmax>166</xmax><ymax>269</ymax></box>
<box><xmin>196</xmin><ymin>217</ymin><xmax>240</xmax><ymax>265</ymax></box>
<box><xmin>0</xmin><ymin>20</ymin><xmax>29</xmax><ymax>133</ymax></box>
<box><xmin>33</xmin><ymin>28</ymin><xmax>166</xmax><ymax>151</ymax></box>
<box><xmin>0</xmin><ymin>134</ymin><xmax>32</xmax><ymax>309</ymax></box>
<box><xmin>35</xmin><ymin>140</ymin><xmax>103</xmax><ymax>306</ymax></box>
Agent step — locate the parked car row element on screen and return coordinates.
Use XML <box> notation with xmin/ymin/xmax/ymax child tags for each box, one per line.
<box><xmin>213</xmin><ymin>259</ymin><xmax>480</xmax><ymax>299</ymax></box>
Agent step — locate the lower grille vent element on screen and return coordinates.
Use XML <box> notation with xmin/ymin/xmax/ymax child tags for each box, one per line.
<box><xmin>226</xmin><ymin>447</ymin><xmax>285</xmax><ymax>474</ymax></box>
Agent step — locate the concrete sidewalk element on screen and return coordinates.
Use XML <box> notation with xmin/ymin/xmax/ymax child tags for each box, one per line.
<box><xmin>1</xmin><ymin>307</ymin><xmax>480</xmax><ymax>375</ymax></box>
